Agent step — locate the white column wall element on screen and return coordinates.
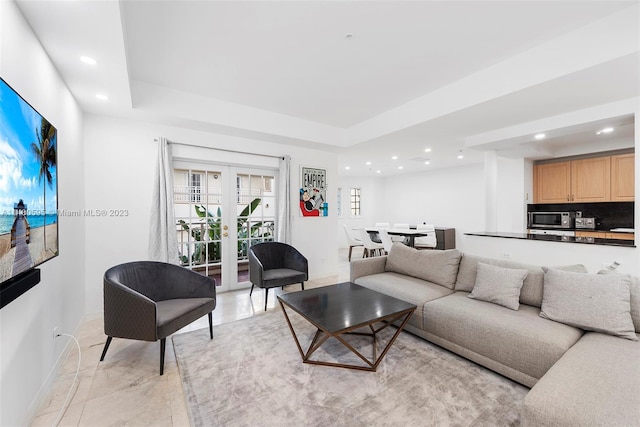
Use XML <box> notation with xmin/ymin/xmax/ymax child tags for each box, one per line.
<box><xmin>484</xmin><ymin>151</ymin><xmax>498</xmax><ymax>232</ymax></box>
<box><xmin>83</xmin><ymin>114</ymin><xmax>338</xmax><ymax>314</ymax></box>
<box><xmin>0</xmin><ymin>2</ymin><xmax>86</xmax><ymax>426</ymax></box>
<box><xmin>496</xmin><ymin>157</ymin><xmax>530</xmax><ymax>232</ymax></box>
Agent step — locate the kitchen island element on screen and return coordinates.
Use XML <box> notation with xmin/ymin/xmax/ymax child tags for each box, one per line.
<box><xmin>463</xmin><ymin>232</ymin><xmax>638</xmax><ymax>276</ymax></box>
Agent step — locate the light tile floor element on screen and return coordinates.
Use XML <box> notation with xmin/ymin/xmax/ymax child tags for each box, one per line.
<box><xmin>31</xmin><ymin>248</ymin><xmax>358</xmax><ymax>426</ymax></box>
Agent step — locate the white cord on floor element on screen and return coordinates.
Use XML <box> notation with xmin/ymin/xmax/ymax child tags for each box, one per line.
<box><xmin>51</xmin><ymin>333</ymin><xmax>81</xmax><ymax>427</ymax></box>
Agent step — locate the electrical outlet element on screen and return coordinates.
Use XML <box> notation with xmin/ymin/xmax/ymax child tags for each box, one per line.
<box><xmin>52</xmin><ymin>326</ymin><xmax>58</xmax><ymax>340</ymax></box>
<box><xmin>502</xmin><ymin>253</ymin><xmax>511</xmax><ymax>259</ymax></box>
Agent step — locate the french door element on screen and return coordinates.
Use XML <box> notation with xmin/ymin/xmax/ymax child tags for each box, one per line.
<box><xmin>173</xmin><ymin>163</ymin><xmax>277</xmax><ymax>292</ymax></box>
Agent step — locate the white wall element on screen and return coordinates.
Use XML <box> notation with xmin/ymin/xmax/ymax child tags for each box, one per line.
<box><xmin>83</xmin><ymin>114</ymin><xmax>338</xmax><ymax>313</ymax></box>
<box><xmin>0</xmin><ymin>2</ymin><xmax>86</xmax><ymax>425</ymax></box>
<box><xmin>376</xmin><ymin>164</ymin><xmax>486</xmax><ymax>252</ymax></box>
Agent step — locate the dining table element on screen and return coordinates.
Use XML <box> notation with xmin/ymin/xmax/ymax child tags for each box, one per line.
<box><xmin>364</xmin><ymin>227</ymin><xmax>432</xmax><ymax>248</ymax></box>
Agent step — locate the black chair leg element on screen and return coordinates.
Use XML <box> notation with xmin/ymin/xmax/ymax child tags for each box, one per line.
<box><xmin>100</xmin><ymin>336</ymin><xmax>113</xmax><ymax>362</ymax></box>
<box><xmin>264</xmin><ymin>288</ymin><xmax>269</xmax><ymax>311</ymax></box>
<box><xmin>348</xmin><ymin>246</ymin><xmax>353</xmax><ymax>261</ymax></box>
<box><xmin>160</xmin><ymin>338</ymin><xmax>166</xmax><ymax>375</ymax></box>
<box><xmin>208</xmin><ymin>312</ymin><xmax>213</xmax><ymax>339</ymax></box>
<box><xmin>249</xmin><ymin>283</ymin><xmax>254</xmax><ymax>296</ymax></box>
<box><xmin>301</xmin><ymin>282</ymin><xmax>304</xmax><ymax>291</ymax></box>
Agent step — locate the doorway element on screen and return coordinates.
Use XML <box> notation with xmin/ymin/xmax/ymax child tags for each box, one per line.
<box><xmin>173</xmin><ymin>163</ymin><xmax>277</xmax><ymax>292</ymax></box>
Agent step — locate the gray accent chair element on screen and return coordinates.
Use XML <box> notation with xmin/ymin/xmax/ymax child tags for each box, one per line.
<box><xmin>100</xmin><ymin>261</ymin><xmax>216</xmax><ymax>375</ymax></box>
<box><xmin>249</xmin><ymin>242</ymin><xmax>308</xmax><ymax>311</ymax></box>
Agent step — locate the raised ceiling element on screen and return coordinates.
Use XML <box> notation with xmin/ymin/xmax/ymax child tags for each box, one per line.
<box><xmin>15</xmin><ymin>0</ymin><xmax>640</xmax><ymax>176</ymax></box>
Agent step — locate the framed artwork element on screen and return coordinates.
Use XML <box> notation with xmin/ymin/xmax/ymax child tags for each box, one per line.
<box><xmin>299</xmin><ymin>166</ymin><xmax>328</xmax><ymax>217</ymax></box>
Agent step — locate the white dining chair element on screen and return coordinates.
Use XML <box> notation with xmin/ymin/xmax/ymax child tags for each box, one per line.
<box><xmin>415</xmin><ymin>223</ymin><xmax>437</xmax><ymax>249</ymax></box>
<box><xmin>378</xmin><ymin>229</ymin><xmax>395</xmax><ymax>255</ymax></box>
<box><xmin>372</xmin><ymin>223</ymin><xmax>389</xmax><ymax>243</ymax></box>
<box><xmin>343</xmin><ymin>224</ymin><xmax>363</xmax><ymax>261</ymax></box>
<box><xmin>358</xmin><ymin>227</ymin><xmax>384</xmax><ymax>258</ymax></box>
<box><xmin>392</xmin><ymin>223</ymin><xmax>410</xmax><ymax>243</ymax></box>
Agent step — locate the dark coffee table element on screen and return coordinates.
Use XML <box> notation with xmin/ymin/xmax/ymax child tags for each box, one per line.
<box><xmin>277</xmin><ymin>282</ymin><xmax>416</xmax><ymax>371</ymax></box>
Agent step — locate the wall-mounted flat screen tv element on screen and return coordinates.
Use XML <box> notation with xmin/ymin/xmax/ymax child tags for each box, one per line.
<box><xmin>0</xmin><ymin>77</ymin><xmax>58</xmax><ymax>292</ymax></box>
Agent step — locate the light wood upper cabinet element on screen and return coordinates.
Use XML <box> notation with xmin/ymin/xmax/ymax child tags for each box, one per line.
<box><xmin>571</xmin><ymin>157</ymin><xmax>610</xmax><ymax>202</ymax></box>
<box><xmin>534</xmin><ymin>153</ymin><xmax>634</xmax><ymax>203</ymax></box>
<box><xmin>534</xmin><ymin>162</ymin><xmax>571</xmax><ymax>203</ymax></box>
<box><xmin>611</xmin><ymin>153</ymin><xmax>635</xmax><ymax>201</ymax></box>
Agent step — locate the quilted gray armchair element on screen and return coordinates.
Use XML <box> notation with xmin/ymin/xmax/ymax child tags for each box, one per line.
<box><xmin>249</xmin><ymin>242</ymin><xmax>308</xmax><ymax>311</ymax></box>
<box><xmin>100</xmin><ymin>261</ymin><xmax>216</xmax><ymax>375</ymax></box>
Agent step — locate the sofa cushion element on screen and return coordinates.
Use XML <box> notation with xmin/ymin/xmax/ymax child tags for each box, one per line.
<box><xmin>597</xmin><ymin>272</ymin><xmax>640</xmax><ymax>334</ymax></box>
<box><xmin>468</xmin><ymin>263</ymin><xmax>528</xmax><ymax>310</ymax></box>
<box><xmin>522</xmin><ymin>332</ymin><xmax>640</xmax><ymax>427</ymax></box>
<box><xmin>541</xmin><ymin>269</ymin><xmax>637</xmax><ymax>341</ymax></box>
<box><xmin>354</xmin><ymin>272</ymin><xmax>453</xmax><ymax>329</ymax></box>
<box><xmin>455</xmin><ymin>254</ymin><xmax>586</xmax><ymax>308</ymax></box>
<box><xmin>385</xmin><ymin>243</ymin><xmax>461</xmax><ymax>289</ymax></box>
<box><xmin>423</xmin><ymin>292</ymin><xmax>583</xmax><ymax>381</ymax></box>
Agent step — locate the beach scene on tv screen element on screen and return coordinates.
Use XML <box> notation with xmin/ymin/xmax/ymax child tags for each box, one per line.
<box><xmin>0</xmin><ymin>79</ymin><xmax>58</xmax><ymax>283</ymax></box>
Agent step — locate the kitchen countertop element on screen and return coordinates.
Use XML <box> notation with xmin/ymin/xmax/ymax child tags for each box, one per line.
<box><xmin>528</xmin><ymin>227</ymin><xmax>634</xmax><ymax>233</ymax></box>
<box><xmin>465</xmin><ymin>231</ymin><xmax>635</xmax><ymax>247</ymax></box>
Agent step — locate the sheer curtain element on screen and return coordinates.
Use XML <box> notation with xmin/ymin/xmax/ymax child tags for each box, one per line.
<box><xmin>148</xmin><ymin>137</ymin><xmax>179</xmax><ymax>263</ymax></box>
<box><xmin>276</xmin><ymin>155</ymin><xmax>291</xmax><ymax>244</ymax></box>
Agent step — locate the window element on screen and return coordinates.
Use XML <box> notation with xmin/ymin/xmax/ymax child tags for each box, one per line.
<box><xmin>190</xmin><ymin>173</ymin><xmax>202</xmax><ymax>202</ymax></box>
<box><xmin>336</xmin><ymin>187</ymin><xmax>342</xmax><ymax>217</ymax></box>
<box><xmin>350</xmin><ymin>187</ymin><xmax>361</xmax><ymax>217</ymax></box>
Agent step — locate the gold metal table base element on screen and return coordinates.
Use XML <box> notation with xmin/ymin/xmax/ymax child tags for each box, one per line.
<box><xmin>279</xmin><ymin>301</ymin><xmax>414</xmax><ymax>372</ymax></box>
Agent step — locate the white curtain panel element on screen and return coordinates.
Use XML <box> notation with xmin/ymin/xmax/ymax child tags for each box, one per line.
<box><xmin>148</xmin><ymin>137</ymin><xmax>179</xmax><ymax>263</ymax></box>
<box><xmin>277</xmin><ymin>155</ymin><xmax>291</xmax><ymax>244</ymax></box>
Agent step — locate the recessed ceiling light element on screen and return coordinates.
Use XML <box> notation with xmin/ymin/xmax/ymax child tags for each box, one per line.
<box><xmin>376</xmin><ymin>170</ymin><xmax>381</xmax><ymax>174</ymax></box>
<box><xmin>391</xmin><ymin>156</ymin><xmax>398</xmax><ymax>160</ymax></box>
<box><xmin>424</xmin><ymin>148</ymin><xmax>432</xmax><ymax>153</ymax></box>
<box><xmin>345</xmin><ymin>166</ymin><xmax>351</xmax><ymax>170</ymax></box>
<box><xmin>80</xmin><ymin>56</ymin><xmax>97</xmax><ymax>65</ymax></box>
<box><xmin>534</xmin><ymin>133</ymin><xmax>546</xmax><ymax>140</ymax></box>
<box><xmin>457</xmin><ymin>150</ymin><xmax>464</xmax><ymax>159</ymax></box>
<box><xmin>95</xmin><ymin>93</ymin><xmax>109</xmax><ymax>101</ymax></box>
<box><xmin>365</xmin><ymin>161</ymin><xmax>371</xmax><ymax>166</ymax></box>
<box><xmin>424</xmin><ymin>160</ymin><xmax>430</xmax><ymax>165</ymax></box>
<box><xmin>398</xmin><ymin>166</ymin><xmax>404</xmax><ymax>170</ymax></box>
<box><xmin>596</xmin><ymin>127</ymin><xmax>614</xmax><ymax>135</ymax></box>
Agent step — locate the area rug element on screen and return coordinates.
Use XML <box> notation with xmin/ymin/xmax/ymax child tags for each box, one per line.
<box><xmin>172</xmin><ymin>309</ymin><xmax>528</xmax><ymax>427</ymax></box>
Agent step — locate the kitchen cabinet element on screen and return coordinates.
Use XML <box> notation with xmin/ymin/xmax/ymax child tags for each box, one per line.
<box><xmin>570</xmin><ymin>157</ymin><xmax>610</xmax><ymax>202</ymax></box>
<box><xmin>575</xmin><ymin>231</ymin><xmax>606</xmax><ymax>238</ymax></box>
<box><xmin>606</xmin><ymin>232</ymin><xmax>634</xmax><ymax>241</ymax></box>
<box><xmin>534</xmin><ymin>153</ymin><xmax>633</xmax><ymax>203</ymax></box>
<box><xmin>533</xmin><ymin>162</ymin><xmax>571</xmax><ymax>203</ymax></box>
<box><xmin>574</xmin><ymin>231</ymin><xmax>634</xmax><ymax>241</ymax></box>
<box><xmin>611</xmin><ymin>153</ymin><xmax>635</xmax><ymax>201</ymax></box>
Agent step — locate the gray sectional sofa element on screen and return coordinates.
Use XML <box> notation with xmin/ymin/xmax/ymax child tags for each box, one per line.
<box><xmin>350</xmin><ymin>243</ymin><xmax>640</xmax><ymax>426</ymax></box>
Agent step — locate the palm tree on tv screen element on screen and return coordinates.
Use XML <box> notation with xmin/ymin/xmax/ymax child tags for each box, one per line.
<box><xmin>31</xmin><ymin>117</ymin><xmax>57</xmax><ymax>252</ymax></box>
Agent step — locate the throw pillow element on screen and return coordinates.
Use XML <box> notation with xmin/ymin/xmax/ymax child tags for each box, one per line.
<box><xmin>385</xmin><ymin>243</ymin><xmax>461</xmax><ymax>289</ymax></box>
<box><xmin>468</xmin><ymin>263</ymin><xmax>528</xmax><ymax>310</ymax></box>
<box><xmin>541</xmin><ymin>268</ymin><xmax>637</xmax><ymax>341</ymax></box>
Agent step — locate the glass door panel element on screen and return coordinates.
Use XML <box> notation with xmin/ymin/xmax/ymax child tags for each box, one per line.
<box><xmin>235</xmin><ymin>171</ymin><xmax>276</xmax><ymax>287</ymax></box>
<box><xmin>174</xmin><ymin>167</ymin><xmax>224</xmax><ymax>288</ymax></box>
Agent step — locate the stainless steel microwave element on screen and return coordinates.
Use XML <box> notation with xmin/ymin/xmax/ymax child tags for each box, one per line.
<box><xmin>528</xmin><ymin>211</ymin><xmax>574</xmax><ymax>229</ymax></box>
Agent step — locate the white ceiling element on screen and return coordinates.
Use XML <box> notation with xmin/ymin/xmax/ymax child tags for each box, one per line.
<box><xmin>14</xmin><ymin>0</ymin><xmax>640</xmax><ymax>176</ymax></box>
